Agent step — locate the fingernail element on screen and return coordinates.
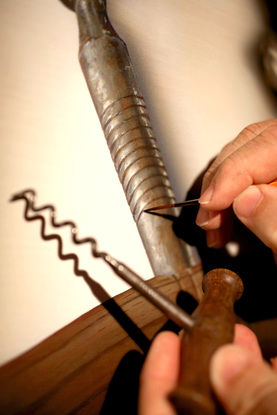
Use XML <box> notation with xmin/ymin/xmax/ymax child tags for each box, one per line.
<box><xmin>199</xmin><ymin>184</ymin><xmax>214</xmax><ymax>205</ymax></box>
<box><xmin>196</xmin><ymin>207</ymin><xmax>210</xmax><ymax>227</ymax></box>
<box><xmin>210</xmin><ymin>345</ymin><xmax>251</xmax><ymax>391</ymax></box>
<box><xmin>234</xmin><ymin>186</ymin><xmax>263</xmax><ymax>219</ymax></box>
<box><xmin>206</xmin><ymin>229</ymin><xmax>220</xmax><ymax>248</ymax></box>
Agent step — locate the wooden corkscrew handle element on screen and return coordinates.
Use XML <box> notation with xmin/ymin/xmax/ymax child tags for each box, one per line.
<box><xmin>169</xmin><ymin>268</ymin><xmax>244</xmax><ymax>415</ymax></box>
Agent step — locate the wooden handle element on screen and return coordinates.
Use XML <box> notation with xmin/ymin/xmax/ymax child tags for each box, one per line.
<box><xmin>169</xmin><ymin>268</ymin><xmax>244</xmax><ymax>415</ymax></box>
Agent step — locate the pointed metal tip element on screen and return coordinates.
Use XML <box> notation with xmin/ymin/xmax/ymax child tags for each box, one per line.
<box><xmin>10</xmin><ymin>192</ymin><xmax>23</xmax><ymax>202</ymax></box>
<box><xmin>143</xmin><ymin>203</ymin><xmax>175</xmax><ymax>213</ymax></box>
<box><xmin>10</xmin><ymin>189</ymin><xmax>36</xmax><ymax>203</ymax></box>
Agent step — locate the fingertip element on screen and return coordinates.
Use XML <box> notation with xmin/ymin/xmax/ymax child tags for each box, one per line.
<box><xmin>233</xmin><ymin>184</ymin><xmax>277</xmax><ymax>252</ymax></box>
<box><xmin>152</xmin><ymin>330</ymin><xmax>180</xmax><ymax>349</ymax></box>
<box><xmin>234</xmin><ymin>324</ymin><xmax>263</xmax><ymax>359</ymax></box>
<box><xmin>210</xmin><ymin>344</ymin><xmax>253</xmax><ymax>394</ymax></box>
<box><xmin>139</xmin><ymin>332</ymin><xmax>181</xmax><ymax>415</ymax></box>
<box><xmin>196</xmin><ymin>209</ymin><xmax>222</xmax><ymax>230</ymax></box>
<box><xmin>212</xmin><ymin>323</ymin><xmax>268</xmax><ymax>385</ymax></box>
<box><xmin>233</xmin><ymin>186</ymin><xmax>263</xmax><ymax>219</ymax></box>
<box><xmin>199</xmin><ymin>184</ymin><xmax>215</xmax><ymax>205</ymax></box>
<box><xmin>152</xmin><ymin>331</ymin><xmax>180</xmax><ymax>354</ymax></box>
<box><xmin>206</xmin><ymin>229</ymin><xmax>222</xmax><ymax>248</ymax></box>
<box><xmin>211</xmin><ymin>342</ymin><xmax>277</xmax><ymax>414</ymax></box>
<box><xmin>141</xmin><ymin>331</ymin><xmax>180</xmax><ymax>381</ymax></box>
<box><xmin>196</xmin><ymin>207</ymin><xmax>210</xmax><ymax>227</ymax></box>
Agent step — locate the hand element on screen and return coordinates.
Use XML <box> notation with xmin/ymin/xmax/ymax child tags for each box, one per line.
<box><xmin>210</xmin><ymin>325</ymin><xmax>277</xmax><ymax>415</ymax></box>
<box><xmin>138</xmin><ymin>325</ymin><xmax>277</xmax><ymax>415</ymax></box>
<box><xmin>195</xmin><ymin>120</ymin><xmax>277</xmax><ymax>252</ymax></box>
<box><xmin>138</xmin><ymin>331</ymin><xmax>180</xmax><ymax>415</ymax></box>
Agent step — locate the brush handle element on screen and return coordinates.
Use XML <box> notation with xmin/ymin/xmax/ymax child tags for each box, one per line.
<box><xmin>170</xmin><ymin>268</ymin><xmax>244</xmax><ymax>415</ymax></box>
<box><xmin>269</xmin><ymin>179</ymin><xmax>277</xmax><ymax>187</ymax></box>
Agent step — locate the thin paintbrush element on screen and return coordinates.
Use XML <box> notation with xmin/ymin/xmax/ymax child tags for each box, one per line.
<box><xmin>144</xmin><ymin>179</ymin><xmax>277</xmax><ymax>212</ymax></box>
<box><xmin>144</xmin><ymin>198</ymin><xmax>199</xmax><ymax>212</ymax></box>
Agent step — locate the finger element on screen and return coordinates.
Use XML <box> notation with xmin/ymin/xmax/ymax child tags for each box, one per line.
<box><xmin>271</xmin><ymin>357</ymin><xmax>277</xmax><ymax>372</ymax></box>
<box><xmin>233</xmin><ymin>184</ymin><xmax>277</xmax><ymax>253</ymax></box>
<box><xmin>196</xmin><ymin>207</ymin><xmax>233</xmax><ymax>248</ymax></box>
<box><xmin>199</xmin><ymin>123</ymin><xmax>277</xmax><ymax>211</ymax></box>
<box><xmin>138</xmin><ymin>331</ymin><xmax>180</xmax><ymax>415</ymax></box>
<box><xmin>234</xmin><ymin>325</ymin><xmax>277</xmax><ymax>374</ymax></box>
<box><xmin>196</xmin><ymin>208</ymin><xmax>222</xmax><ymax>229</ymax></box>
<box><xmin>200</xmin><ymin>120</ymin><xmax>277</xmax><ymax>195</ymax></box>
<box><xmin>233</xmin><ymin>324</ymin><xmax>263</xmax><ymax>359</ymax></box>
<box><xmin>210</xmin><ymin>344</ymin><xmax>277</xmax><ymax>415</ymax></box>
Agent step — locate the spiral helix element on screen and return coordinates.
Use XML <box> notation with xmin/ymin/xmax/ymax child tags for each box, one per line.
<box><xmin>10</xmin><ymin>189</ymin><xmax>195</xmax><ymax>329</ymax></box>
<box><xmin>10</xmin><ymin>189</ymin><xmax>109</xmax><ymax>278</ymax></box>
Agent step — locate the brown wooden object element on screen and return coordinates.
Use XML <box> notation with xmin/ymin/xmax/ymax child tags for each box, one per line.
<box><xmin>170</xmin><ymin>268</ymin><xmax>244</xmax><ymax>415</ymax></box>
<box><xmin>0</xmin><ymin>268</ymin><xmax>201</xmax><ymax>415</ymax></box>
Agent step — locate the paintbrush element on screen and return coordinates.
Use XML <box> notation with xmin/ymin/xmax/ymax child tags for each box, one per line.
<box><xmin>144</xmin><ymin>198</ymin><xmax>199</xmax><ymax>212</ymax></box>
<box><xmin>144</xmin><ymin>179</ymin><xmax>277</xmax><ymax>212</ymax></box>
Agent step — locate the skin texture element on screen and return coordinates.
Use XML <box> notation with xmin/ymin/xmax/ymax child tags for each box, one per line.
<box><xmin>195</xmin><ymin>119</ymin><xmax>277</xmax><ymax>252</ymax></box>
<box><xmin>139</xmin><ymin>331</ymin><xmax>181</xmax><ymax>415</ymax></box>
<box><xmin>139</xmin><ymin>120</ymin><xmax>277</xmax><ymax>414</ymax></box>
<box><xmin>139</xmin><ymin>326</ymin><xmax>277</xmax><ymax>415</ymax></box>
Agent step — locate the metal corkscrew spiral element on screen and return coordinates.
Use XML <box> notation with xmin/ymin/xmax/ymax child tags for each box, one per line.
<box><xmin>11</xmin><ymin>189</ymin><xmax>194</xmax><ymax>329</ymax></box>
<box><xmin>11</xmin><ymin>189</ymin><xmax>107</xmax><ymax>262</ymax></box>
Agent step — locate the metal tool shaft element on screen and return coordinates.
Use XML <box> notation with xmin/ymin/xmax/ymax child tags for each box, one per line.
<box><xmin>61</xmin><ymin>0</ymin><xmax>202</xmax><ymax>299</ymax></box>
<box><xmin>104</xmin><ymin>254</ymin><xmax>194</xmax><ymax>329</ymax></box>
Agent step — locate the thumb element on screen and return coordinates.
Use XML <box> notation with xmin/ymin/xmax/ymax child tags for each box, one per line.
<box><xmin>210</xmin><ymin>344</ymin><xmax>277</xmax><ymax>415</ymax></box>
<box><xmin>233</xmin><ymin>184</ymin><xmax>277</xmax><ymax>253</ymax></box>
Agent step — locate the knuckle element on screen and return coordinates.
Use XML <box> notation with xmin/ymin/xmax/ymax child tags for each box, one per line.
<box><xmin>203</xmin><ymin>168</ymin><xmax>215</xmax><ymax>185</ymax></box>
<box><xmin>235</xmin><ymin>120</ymin><xmax>277</xmax><ymax>148</ymax></box>
<box><xmin>238</xmin><ymin>122</ymin><xmax>265</xmax><ymax>141</ymax></box>
<box><xmin>205</xmin><ymin>152</ymin><xmax>240</xmax><ymax>184</ymax></box>
<box><xmin>244</xmin><ymin>122</ymin><xmax>264</xmax><ymax>134</ymax></box>
<box><xmin>261</xmin><ymin>124</ymin><xmax>277</xmax><ymax>144</ymax></box>
<box><xmin>217</xmin><ymin>153</ymin><xmax>242</xmax><ymax>178</ymax></box>
<box><xmin>241</xmin><ymin>120</ymin><xmax>277</xmax><ymax>138</ymax></box>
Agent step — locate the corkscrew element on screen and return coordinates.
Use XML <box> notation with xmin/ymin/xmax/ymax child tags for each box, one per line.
<box><xmin>11</xmin><ymin>189</ymin><xmax>194</xmax><ymax>328</ymax></box>
<box><xmin>12</xmin><ymin>188</ymin><xmax>244</xmax><ymax>414</ymax></box>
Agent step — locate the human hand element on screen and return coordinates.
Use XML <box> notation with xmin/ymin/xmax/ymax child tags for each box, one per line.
<box><xmin>138</xmin><ymin>331</ymin><xmax>180</xmax><ymax>415</ymax></box>
<box><xmin>195</xmin><ymin>120</ymin><xmax>277</xmax><ymax>252</ymax></box>
<box><xmin>210</xmin><ymin>324</ymin><xmax>277</xmax><ymax>414</ymax></box>
<box><xmin>138</xmin><ymin>325</ymin><xmax>277</xmax><ymax>415</ymax></box>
